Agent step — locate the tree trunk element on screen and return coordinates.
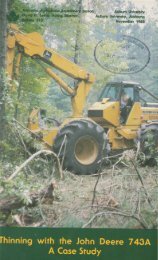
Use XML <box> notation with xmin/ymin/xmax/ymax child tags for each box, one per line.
<box><xmin>0</xmin><ymin>0</ymin><xmax>8</xmax><ymax>140</ymax></box>
<box><xmin>0</xmin><ymin>182</ymin><xmax>54</xmax><ymax>213</ymax></box>
<box><xmin>74</xmin><ymin>0</ymin><xmax>83</xmax><ymax>65</ymax></box>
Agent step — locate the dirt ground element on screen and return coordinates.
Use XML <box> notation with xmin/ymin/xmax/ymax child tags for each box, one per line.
<box><xmin>40</xmin><ymin>165</ymin><xmax>158</xmax><ymax>229</ymax></box>
<box><xmin>1</xmin><ymin>155</ymin><xmax>157</xmax><ymax>228</ymax></box>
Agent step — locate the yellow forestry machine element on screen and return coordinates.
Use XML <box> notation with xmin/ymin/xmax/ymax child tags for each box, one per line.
<box><xmin>7</xmin><ymin>24</ymin><xmax>158</xmax><ymax>174</ymax></box>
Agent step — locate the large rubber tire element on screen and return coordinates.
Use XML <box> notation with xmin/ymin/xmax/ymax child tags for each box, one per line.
<box><xmin>140</xmin><ymin>124</ymin><xmax>158</xmax><ymax>166</ymax></box>
<box><xmin>53</xmin><ymin>119</ymin><xmax>107</xmax><ymax>175</ymax></box>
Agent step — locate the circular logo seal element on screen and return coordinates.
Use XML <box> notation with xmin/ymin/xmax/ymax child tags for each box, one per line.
<box><xmin>94</xmin><ymin>34</ymin><xmax>150</xmax><ymax>74</ymax></box>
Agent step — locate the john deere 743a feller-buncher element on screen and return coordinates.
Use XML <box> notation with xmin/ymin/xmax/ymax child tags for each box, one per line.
<box><xmin>6</xmin><ymin>24</ymin><xmax>158</xmax><ymax>174</ymax></box>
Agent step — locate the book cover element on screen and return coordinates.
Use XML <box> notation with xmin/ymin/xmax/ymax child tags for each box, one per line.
<box><xmin>0</xmin><ymin>0</ymin><xmax>157</xmax><ymax>259</ymax></box>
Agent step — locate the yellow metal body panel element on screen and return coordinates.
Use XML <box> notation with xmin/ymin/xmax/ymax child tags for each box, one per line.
<box><xmin>42</xmin><ymin>128</ymin><xmax>59</xmax><ymax>146</ymax></box>
<box><xmin>141</xmin><ymin>107</ymin><xmax>158</xmax><ymax>122</ymax></box>
<box><xmin>116</xmin><ymin>126</ymin><xmax>137</xmax><ymax>140</ymax></box>
<box><xmin>125</xmin><ymin>103</ymin><xmax>142</xmax><ymax>126</ymax></box>
<box><xmin>107</xmin><ymin>103</ymin><xmax>141</xmax><ymax>147</ymax></box>
<box><xmin>89</xmin><ymin>100</ymin><xmax>120</xmax><ymax>127</ymax></box>
<box><xmin>108</xmin><ymin>128</ymin><xmax>134</xmax><ymax>150</ymax></box>
<box><xmin>103</xmin><ymin>101</ymin><xmax>120</xmax><ymax>127</ymax></box>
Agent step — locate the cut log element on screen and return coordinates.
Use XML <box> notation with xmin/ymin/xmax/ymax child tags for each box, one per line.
<box><xmin>0</xmin><ymin>182</ymin><xmax>54</xmax><ymax>213</ymax></box>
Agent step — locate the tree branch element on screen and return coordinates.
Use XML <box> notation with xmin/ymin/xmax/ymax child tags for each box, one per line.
<box><xmin>7</xmin><ymin>149</ymin><xmax>63</xmax><ymax>181</ymax></box>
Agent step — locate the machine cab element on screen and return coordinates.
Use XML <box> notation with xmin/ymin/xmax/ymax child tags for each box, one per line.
<box><xmin>88</xmin><ymin>81</ymin><xmax>141</xmax><ymax>126</ymax></box>
<box><xmin>99</xmin><ymin>81</ymin><xmax>141</xmax><ymax>124</ymax></box>
<box><xmin>98</xmin><ymin>81</ymin><xmax>141</xmax><ymax>125</ymax></box>
<box><xmin>99</xmin><ymin>81</ymin><xmax>140</xmax><ymax>102</ymax></box>
<box><xmin>88</xmin><ymin>81</ymin><xmax>141</xmax><ymax>127</ymax></box>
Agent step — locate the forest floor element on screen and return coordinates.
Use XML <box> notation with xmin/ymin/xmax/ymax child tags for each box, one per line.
<box><xmin>42</xmin><ymin>166</ymin><xmax>158</xmax><ymax>229</ymax></box>
<box><xmin>1</xmin><ymin>157</ymin><xmax>157</xmax><ymax>229</ymax></box>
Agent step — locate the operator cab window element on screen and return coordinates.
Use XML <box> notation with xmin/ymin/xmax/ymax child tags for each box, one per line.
<box><xmin>99</xmin><ymin>83</ymin><xmax>121</xmax><ymax>101</ymax></box>
<box><xmin>121</xmin><ymin>86</ymin><xmax>134</xmax><ymax>107</ymax></box>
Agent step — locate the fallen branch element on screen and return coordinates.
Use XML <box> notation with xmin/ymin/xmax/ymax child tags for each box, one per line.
<box><xmin>7</xmin><ymin>149</ymin><xmax>63</xmax><ymax>181</ymax></box>
<box><xmin>91</xmin><ymin>171</ymin><xmax>101</xmax><ymax>209</ymax></box>
<box><xmin>82</xmin><ymin>210</ymin><xmax>148</xmax><ymax>229</ymax></box>
<box><xmin>91</xmin><ymin>140</ymin><xmax>106</xmax><ymax>209</ymax></box>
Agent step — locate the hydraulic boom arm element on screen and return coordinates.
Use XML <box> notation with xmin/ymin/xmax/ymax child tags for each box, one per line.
<box><xmin>7</xmin><ymin>24</ymin><xmax>95</xmax><ymax>117</ymax></box>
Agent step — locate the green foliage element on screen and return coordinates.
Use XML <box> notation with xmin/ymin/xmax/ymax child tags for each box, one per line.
<box><xmin>0</xmin><ymin>126</ymin><xmax>24</xmax><ymax>162</ymax></box>
<box><xmin>143</xmin><ymin>130</ymin><xmax>158</xmax><ymax>164</ymax></box>
<box><xmin>8</xmin><ymin>0</ymin><xmax>46</xmax><ymax>32</ymax></box>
